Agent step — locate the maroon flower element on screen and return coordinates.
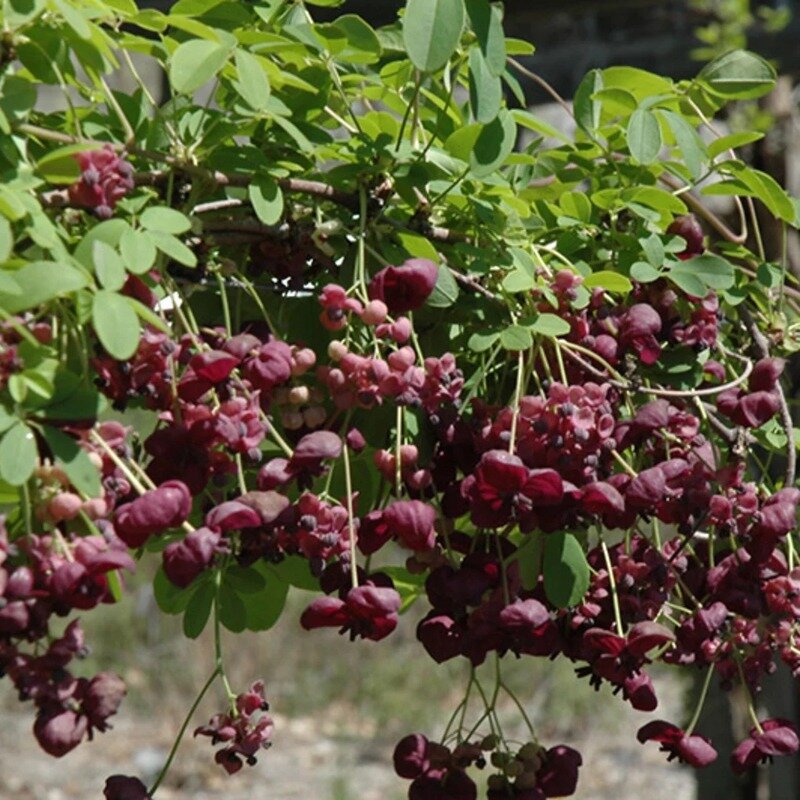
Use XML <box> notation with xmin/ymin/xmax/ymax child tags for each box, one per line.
<box><xmin>68</xmin><ymin>145</ymin><xmax>134</xmax><ymax>218</ymax></box>
<box><xmin>383</xmin><ymin>500</ymin><xmax>437</xmax><ymax>552</ymax></box>
<box><xmin>464</xmin><ymin>450</ymin><xmax>563</xmax><ymax>528</ymax></box>
<box><xmin>195</xmin><ymin>681</ymin><xmax>273</xmax><ymax>774</ymax></box>
<box><xmin>82</xmin><ymin>672</ymin><xmax>127</xmax><ymax>731</ymax></box>
<box><xmin>536</xmin><ymin>744</ymin><xmax>583</xmax><ymax>797</ymax></box>
<box><xmin>301</xmin><ymin>584</ymin><xmax>401</xmax><ymax>641</ymax></box>
<box><xmin>731</xmin><ymin>718</ymin><xmax>800</xmax><ymax>773</ymax></box>
<box><xmin>114</xmin><ymin>480</ymin><xmax>192</xmax><ymax>548</ymax></box>
<box><xmin>637</xmin><ymin>720</ymin><xmax>717</xmax><ymax>767</ymax></box>
<box><xmin>104</xmin><ymin>776</ymin><xmax>151</xmax><ymax>800</ymax></box>
<box><xmin>619</xmin><ymin>304</ymin><xmax>662</xmax><ymax>365</ymax></box>
<box><xmin>666</xmin><ymin>214</ymin><xmax>704</xmax><ymax>259</ymax></box>
<box><xmin>289</xmin><ymin>431</ymin><xmax>342</xmax><ymax>470</ymax></box>
<box><xmin>189</xmin><ymin>350</ymin><xmax>240</xmax><ymax>384</ymax></box>
<box><xmin>162</xmin><ymin>527</ymin><xmax>222</xmax><ymax>588</ymax></box>
<box><xmin>369</xmin><ymin>259</ymin><xmax>439</xmax><ymax>314</ymax></box>
<box><xmin>394</xmin><ymin>733</ymin><xmax>450</xmax><ymax>779</ymax></box>
<box><xmin>33</xmin><ymin>709</ymin><xmax>88</xmax><ymax>757</ymax></box>
<box><xmin>206</xmin><ymin>501</ymin><xmax>262</xmax><ymax>532</ymax></box>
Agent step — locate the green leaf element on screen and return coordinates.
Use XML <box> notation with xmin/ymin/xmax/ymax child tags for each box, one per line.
<box><xmin>707</xmin><ymin>131</ymin><xmax>764</xmax><ymax>160</ymax></box>
<box><xmin>218</xmin><ymin>582</ymin><xmax>247</xmax><ymax>632</ymax></box>
<box><xmin>583</xmin><ymin>271</ymin><xmax>633</xmax><ymax>294</ymax></box>
<box><xmin>126</xmin><ymin>297</ymin><xmax>170</xmax><ymax>335</ymax></box>
<box><xmin>0</xmin><ymin>217</ymin><xmax>11</xmax><ymax>263</ymax></box>
<box><xmin>170</xmin><ymin>39</ymin><xmax>232</xmax><ymax>94</ymax></box>
<box><xmin>40</xmin><ymin>425</ymin><xmax>101</xmax><ymax>497</ymax></box>
<box><xmin>502</xmin><ymin>267</ymin><xmax>535</xmax><ymax>293</ymax></box>
<box><xmin>402</xmin><ymin>0</ymin><xmax>464</xmax><ymax>73</ymax></box>
<box><xmin>224</xmin><ymin>565</ymin><xmax>267</xmax><ymax>594</ymax></box>
<box><xmin>543</xmin><ymin>532</ymin><xmax>590</xmax><ymax>608</ymax></box>
<box><xmin>248</xmin><ymin>177</ymin><xmax>284</xmax><ymax>225</ymax></box>
<box><xmin>150</xmin><ymin>231</ymin><xmax>197</xmax><ymax>267</ymax></box>
<box><xmin>717</xmin><ymin>163</ymin><xmax>796</xmax><ymax>223</ymax></box>
<box><xmin>234</xmin><ymin>49</ymin><xmax>271</xmax><ymax>111</ymax></box>
<box><xmin>0</xmin><ymin>422</ymin><xmax>37</xmax><ymax>486</ymax></box>
<box><xmin>699</xmin><ymin>49</ymin><xmax>776</xmax><ymax>99</ymax></box>
<box><xmin>559</xmin><ymin>192</ymin><xmax>592</xmax><ymax>223</ymax></box>
<box><xmin>333</xmin><ymin>15</ymin><xmax>382</xmax><ymax>63</ymax></box>
<box><xmin>573</xmin><ymin>69</ymin><xmax>602</xmax><ymax>135</ymax></box>
<box><xmin>470</xmin><ymin>110</ymin><xmax>516</xmax><ymax>177</ymax></box>
<box><xmin>500</xmin><ymin>324</ymin><xmax>532</xmax><ymax>351</ymax></box>
<box><xmin>630</xmin><ymin>261</ymin><xmax>662</xmax><ymax>283</ymax></box>
<box><xmin>92</xmin><ymin>290</ymin><xmax>141</xmax><ymax>360</ymax></box>
<box><xmin>154</xmin><ymin>566</ymin><xmax>198</xmax><ymax>614</ymax></box>
<box><xmin>140</xmin><ymin>206</ymin><xmax>192</xmax><ymax>234</ymax></box>
<box><xmin>516</xmin><ymin>533</ymin><xmax>543</xmax><ymax>591</ymax></box>
<box><xmin>36</xmin><ymin>144</ymin><xmax>99</xmax><ymax>184</ymax></box>
<box><xmin>92</xmin><ymin>241</ymin><xmax>126</xmax><ymax>291</ymax></box>
<box><xmin>0</xmin><ymin>262</ymin><xmax>87</xmax><ymax>314</ymax></box>
<box><xmin>39</xmin><ymin>376</ymin><xmax>106</xmax><ymax>421</ymax></box>
<box><xmin>427</xmin><ymin>266</ymin><xmax>460</xmax><ymax>308</ymax></box>
<box><xmin>531</xmin><ymin>313</ymin><xmax>571</xmax><ymax>337</ymax></box>
<box><xmin>183</xmin><ymin>580</ymin><xmax>214</xmax><ymax>638</ymax></box>
<box><xmin>626</xmin><ymin>108</ymin><xmax>662</xmax><ymax>165</ymax></box>
<box><xmin>468</xmin><ymin>331</ymin><xmax>499</xmax><ymax>353</ymax></box>
<box><xmin>669</xmin><ymin>254</ymin><xmax>735</xmax><ymax>297</ymax></box>
<box><xmin>469</xmin><ymin>47</ymin><xmax>503</xmax><ymax>124</ymax></box>
<box><xmin>465</xmin><ymin>0</ymin><xmax>505</xmax><ymax>76</ymax></box>
<box><xmin>270</xmin><ymin>555</ymin><xmax>320</xmax><ymax>591</ymax></box>
<box><xmin>119</xmin><ymin>228</ymin><xmax>157</xmax><ymax>275</ymax></box>
<box><xmin>53</xmin><ymin>0</ymin><xmax>91</xmax><ymax>38</ymax></box>
<box><xmin>659</xmin><ymin>109</ymin><xmax>707</xmax><ymax>181</ymax></box>
<box><xmin>244</xmin><ymin>562</ymin><xmax>290</xmax><ymax>631</ymax></box>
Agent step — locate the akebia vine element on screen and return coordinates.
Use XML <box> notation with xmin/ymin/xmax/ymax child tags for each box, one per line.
<box><xmin>0</xmin><ymin>0</ymin><xmax>799</xmax><ymax>797</ymax></box>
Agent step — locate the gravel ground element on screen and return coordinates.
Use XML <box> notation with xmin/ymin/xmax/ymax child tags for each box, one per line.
<box><xmin>0</xmin><ymin>682</ymin><xmax>696</xmax><ymax>800</ymax></box>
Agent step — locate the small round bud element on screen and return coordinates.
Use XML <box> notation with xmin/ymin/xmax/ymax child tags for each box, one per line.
<box><xmin>281</xmin><ymin>410</ymin><xmax>304</xmax><ymax>430</ymax></box>
<box><xmin>302</xmin><ymin>406</ymin><xmax>327</xmax><ymax>428</ymax></box>
<box><xmin>49</xmin><ymin>492</ymin><xmax>84</xmax><ymax>522</ymax></box>
<box><xmin>288</xmin><ymin>385</ymin><xmax>311</xmax><ymax>405</ymax></box>
<box><xmin>360</xmin><ymin>299</ymin><xmax>388</xmax><ymax>326</ymax></box>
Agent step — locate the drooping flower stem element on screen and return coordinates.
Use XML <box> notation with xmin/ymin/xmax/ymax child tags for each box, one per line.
<box><xmin>148</xmin><ymin>666</ymin><xmax>220</xmax><ymax>797</ymax></box>
<box><xmin>685</xmin><ymin>664</ymin><xmax>716</xmax><ymax>736</ymax></box>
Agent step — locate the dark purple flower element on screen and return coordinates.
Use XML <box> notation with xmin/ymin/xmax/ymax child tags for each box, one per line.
<box><xmin>731</xmin><ymin>718</ymin><xmax>799</xmax><ymax>773</ymax></box>
<box><xmin>536</xmin><ymin>744</ymin><xmax>583</xmax><ymax>797</ymax></box>
<box><xmin>383</xmin><ymin>500</ymin><xmax>437</xmax><ymax>552</ymax></box>
<box><xmin>301</xmin><ymin>585</ymin><xmax>401</xmax><ymax>641</ymax></box>
<box><xmin>666</xmin><ymin>214</ymin><xmax>704</xmax><ymax>260</ymax></box>
<box><xmin>619</xmin><ymin>304</ymin><xmax>662</xmax><ymax>365</ymax></box>
<box><xmin>369</xmin><ymin>259</ymin><xmax>439</xmax><ymax>314</ymax></box>
<box><xmin>115</xmin><ymin>480</ymin><xmax>192</xmax><ymax>548</ymax></box>
<box><xmin>104</xmin><ymin>776</ymin><xmax>151</xmax><ymax>800</ymax></box>
<box><xmin>33</xmin><ymin>709</ymin><xmax>88</xmax><ymax>757</ymax></box>
<box><xmin>162</xmin><ymin>527</ymin><xmax>222</xmax><ymax>588</ymax></box>
<box><xmin>637</xmin><ymin>720</ymin><xmax>717</xmax><ymax>767</ymax></box>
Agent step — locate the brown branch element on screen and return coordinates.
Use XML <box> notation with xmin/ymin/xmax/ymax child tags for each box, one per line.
<box><xmin>658</xmin><ymin>173</ymin><xmax>748</xmax><ymax>245</ymax></box>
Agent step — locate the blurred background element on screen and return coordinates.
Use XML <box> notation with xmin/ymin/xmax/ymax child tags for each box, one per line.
<box><xmin>4</xmin><ymin>2</ymin><xmax>800</xmax><ymax>799</ymax></box>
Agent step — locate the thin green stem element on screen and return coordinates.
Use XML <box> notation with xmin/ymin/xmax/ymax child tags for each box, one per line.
<box><xmin>508</xmin><ymin>350</ymin><xmax>526</xmax><ymax>455</ymax></box>
<box><xmin>685</xmin><ymin>664</ymin><xmax>715</xmax><ymax>736</ymax></box>
<box><xmin>600</xmin><ymin>539</ymin><xmax>624</xmax><ymax>636</ymax></box>
<box><xmin>342</xmin><ymin>441</ymin><xmax>359</xmax><ymax>589</ymax></box>
<box><xmin>214</xmin><ymin>571</ymin><xmax>236</xmax><ymax>706</ymax></box>
<box><xmin>216</xmin><ymin>272</ymin><xmax>233</xmax><ymax>337</ymax></box>
<box><xmin>148</xmin><ymin>666</ymin><xmax>220</xmax><ymax>797</ymax></box>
